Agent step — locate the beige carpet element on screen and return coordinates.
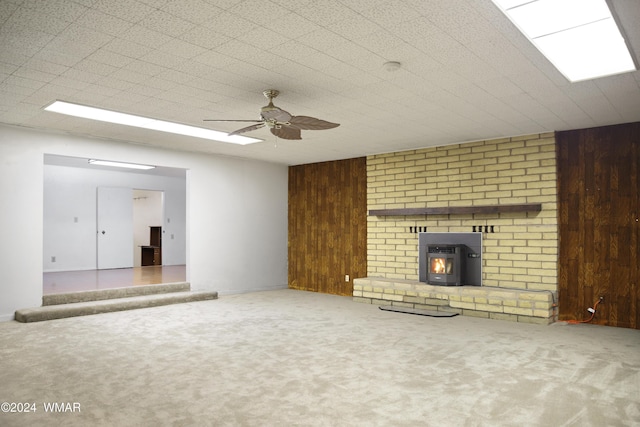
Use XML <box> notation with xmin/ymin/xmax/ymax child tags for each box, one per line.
<box><xmin>0</xmin><ymin>289</ymin><xmax>638</xmax><ymax>426</ymax></box>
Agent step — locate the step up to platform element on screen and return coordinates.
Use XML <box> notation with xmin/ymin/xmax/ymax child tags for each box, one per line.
<box><xmin>15</xmin><ymin>283</ymin><xmax>217</xmax><ymax>323</ymax></box>
<box><xmin>42</xmin><ymin>282</ymin><xmax>191</xmax><ymax>306</ymax></box>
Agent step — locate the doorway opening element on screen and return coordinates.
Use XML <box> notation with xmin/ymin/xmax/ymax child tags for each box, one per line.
<box><xmin>43</xmin><ymin>154</ymin><xmax>187</xmax><ymax>295</ymax></box>
<box><xmin>133</xmin><ymin>189</ymin><xmax>164</xmax><ymax>267</ymax></box>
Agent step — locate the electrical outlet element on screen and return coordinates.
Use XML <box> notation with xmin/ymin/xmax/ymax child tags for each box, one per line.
<box><xmin>51</xmin><ymin>256</ymin><xmax>56</xmax><ymax>263</ymax></box>
<box><xmin>345</xmin><ymin>274</ymin><xmax>349</xmax><ymax>282</ymax></box>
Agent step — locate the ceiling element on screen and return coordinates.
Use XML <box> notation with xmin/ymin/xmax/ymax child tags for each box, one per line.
<box><xmin>1</xmin><ymin>0</ymin><xmax>639</xmax><ymax>166</ymax></box>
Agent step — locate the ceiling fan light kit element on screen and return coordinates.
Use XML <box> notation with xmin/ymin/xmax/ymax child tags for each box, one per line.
<box><xmin>204</xmin><ymin>89</ymin><xmax>339</xmax><ymax>141</ymax></box>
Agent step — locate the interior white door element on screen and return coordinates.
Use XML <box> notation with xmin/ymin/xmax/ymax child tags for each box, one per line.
<box><xmin>97</xmin><ymin>186</ymin><xmax>133</xmax><ymax>269</ymax></box>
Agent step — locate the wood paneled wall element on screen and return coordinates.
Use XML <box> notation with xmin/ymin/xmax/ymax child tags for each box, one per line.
<box><xmin>557</xmin><ymin>122</ymin><xmax>640</xmax><ymax>329</ymax></box>
<box><xmin>288</xmin><ymin>158</ymin><xmax>367</xmax><ymax>296</ymax></box>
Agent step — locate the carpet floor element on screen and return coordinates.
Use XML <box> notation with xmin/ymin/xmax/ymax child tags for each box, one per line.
<box><xmin>1</xmin><ymin>289</ymin><xmax>638</xmax><ymax>427</ymax></box>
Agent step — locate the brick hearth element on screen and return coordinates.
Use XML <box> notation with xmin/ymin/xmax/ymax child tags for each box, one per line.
<box><xmin>353</xmin><ymin>277</ymin><xmax>557</xmax><ymax>325</ymax></box>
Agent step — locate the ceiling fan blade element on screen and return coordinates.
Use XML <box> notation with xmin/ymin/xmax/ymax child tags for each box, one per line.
<box><xmin>288</xmin><ymin>116</ymin><xmax>340</xmax><ymax>130</ymax></box>
<box><xmin>271</xmin><ymin>125</ymin><xmax>301</xmax><ymax>140</ymax></box>
<box><xmin>229</xmin><ymin>122</ymin><xmax>265</xmax><ymax>136</ymax></box>
<box><xmin>203</xmin><ymin>119</ymin><xmax>263</xmax><ymax>122</ymax></box>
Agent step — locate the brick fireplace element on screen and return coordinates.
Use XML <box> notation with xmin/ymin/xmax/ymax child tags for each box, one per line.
<box><xmin>354</xmin><ymin>133</ymin><xmax>559</xmax><ymax>324</ymax></box>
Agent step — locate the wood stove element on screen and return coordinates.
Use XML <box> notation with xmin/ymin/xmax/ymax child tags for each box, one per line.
<box><xmin>427</xmin><ymin>244</ymin><xmax>465</xmax><ymax>286</ymax></box>
<box><xmin>418</xmin><ymin>232</ymin><xmax>482</xmax><ymax>286</ymax></box>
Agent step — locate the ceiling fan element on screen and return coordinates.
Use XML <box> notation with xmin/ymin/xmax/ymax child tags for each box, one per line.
<box><xmin>204</xmin><ymin>89</ymin><xmax>339</xmax><ymax>140</ymax></box>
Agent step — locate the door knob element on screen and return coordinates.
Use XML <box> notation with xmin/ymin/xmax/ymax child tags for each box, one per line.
<box><xmin>102</xmin><ymin>230</ymin><xmax>106</xmax><ymax>234</ymax></box>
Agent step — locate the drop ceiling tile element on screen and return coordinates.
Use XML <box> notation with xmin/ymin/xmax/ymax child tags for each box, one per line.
<box><xmin>301</xmin><ymin>53</ymin><xmax>360</xmax><ymax>78</ymax></box>
<box><xmin>74</xmin><ymin>58</ymin><xmax>118</xmax><ymax>77</ymax></box>
<box><xmin>240</xmin><ymin>51</ymin><xmax>293</xmax><ymax>71</ymax></box>
<box><xmin>139</xmin><ymin>10</ymin><xmax>195</xmax><ymax>38</ymax></box>
<box><xmin>92</xmin><ymin>0</ymin><xmax>156</xmax><ymax>24</ymax></box>
<box><xmin>123</xmin><ymin>60</ymin><xmax>166</xmax><ymax>77</ymax></box>
<box><xmin>160</xmin><ymin>0</ymin><xmax>223</xmax><ymax>25</ymax></box>
<box><xmin>0</xmin><ymin>2</ymin><xmax>19</xmax><ymax>23</ymax></box>
<box><xmin>237</xmin><ymin>26</ymin><xmax>290</xmax><ymax>50</ymax></box>
<box><xmin>22</xmin><ymin>58</ymin><xmax>69</xmax><ymax>76</ymax></box>
<box><xmin>262</xmin><ymin>12</ymin><xmax>320</xmax><ymax>39</ymax></box>
<box><xmin>217</xmin><ymin>39</ymin><xmax>268</xmax><ymax>62</ymax></box>
<box><xmin>353</xmin><ymin>30</ymin><xmax>405</xmax><ymax>56</ymax></box>
<box><xmin>157</xmin><ymin>68</ymin><xmax>196</xmax><ymax>85</ymax></box>
<box><xmin>193</xmin><ymin>50</ymin><xmax>241</xmax><ymax>69</ymax></box>
<box><xmin>20</xmin><ymin>0</ymin><xmax>88</xmax><ymax>22</ymax></box>
<box><xmin>296</xmin><ymin>28</ymin><xmax>346</xmax><ymax>51</ymax></box>
<box><xmin>119</xmin><ymin>25</ymin><xmax>173</xmax><ymax>49</ymax></box>
<box><xmin>3</xmin><ymin>74</ymin><xmax>45</xmax><ymax>92</ymax></box>
<box><xmin>201</xmin><ymin>11</ymin><xmax>257</xmax><ymax>39</ymax></box>
<box><xmin>49</xmin><ymin>74</ymin><xmax>92</xmax><ymax>91</ymax></box>
<box><xmin>268</xmin><ymin>40</ymin><xmax>317</xmax><ymax>62</ymax></box>
<box><xmin>228</xmin><ymin>0</ymin><xmax>292</xmax><ymax>25</ymax></box>
<box><xmin>45</xmin><ymin>26</ymin><xmax>114</xmax><ymax>58</ymax></box>
<box><xmin>360</xmin><ymin>0</ymin><xmax>420</xmax><ymax>27</ymax></box>
<box><xmin>336</xmin><ymin>0</ymin><xmax>387</xmax><ymax>13</ymax></box>
<box><xmin>94</xmin><ymin>75</ymin><xmax>135</xmax><ymax>91</ymax></box>
<box><xmin>295</xmin><ymin>0</ymin><xmax>361</xmax><ymax>27</ymax></box>
<box><xmin>103</xmin><ymin>38</ymin><xmax>153</xmax><ymax>60</ymax></box>
<box><xmin>87</xmin><ymin>49</ymin><xmax>132</xmax><ymax>68</ymax></box>
<box><xmin>476</xmin><ymin>77</ymin><xmax>523</xmax><ymax>99</ymax></box>
<box><xmin>60</xmin><ymin>68</ymin><xmax>104</xmax><ymax>85</ymax></box>
<box><xmin>128</xmin><ymin>82</ymin><xmax>165</xmax><ymax>97</ymax></box>
<box><xmin>12</xmin><ymin>67</ymin><xmax>57</xmax><ymax>84</ymax></box>
<box><xmin>158</xmin><ymin>38</ymin><xmax>207</xmax><ymax>59</ymax></box>
<box><xmin>596</xmin><ymin>73</ymin><xmax>640</xmax><ymax>96</ymax></box>
<box><xmin>173</xmin><ymin>61</ymin><xmax>216</xmax><ymax>80</ymax></box>
<box><xmin>328</xmin><ymin>43</ymin><xmax>386</xmax><ymax>72</ymax></box>
<box><xmin>79</xmin><ymin>83</ymin><xmax>123</xmax><ymax>99</ymax></box>
<box><xmin>386</xmin><ymin>17</ymin><xmax>440</xmax><ymax>45</ymax></box>
<box><xmin>75</xmin><ymin>9</ymin><xmax>133</xmax><ymax>37</ymax></box>
<box><xmin>180</xmin><ymin>26</ymin><xmax>231</xmax><ymax>49</ymax></box>
<box><xmin>0</xmin><ymin>28</ymin><xmax>55</xmax><ymax>56</ymax></box>
<box><xmin>0</xmin><ymin>64</ymin><xmax>16</xmax><ymax>80</ymax></box>
<box><xmin>109</xmin><ymin>90</ymin><xmax>150</xmax><ymax>107</ymax></box>
<box><xmin>137</xmin><ymin>76</ymin><xmax>179</xmax><ymax>91</ymax></box>
<box><xmin>4</xmin><ymin>7</ymin><xmax>70</xmax><ymax>35</ymax></box>
<box><xmin>326</xmin><ymin>14</ymin><xmax>381</xmax><ymax>39</ymax></box>
<box><xmin>32</xmin><ymin>49</ymin><xmax>84</xmax><ymax>67</ymax></box>
<box><xmin>139</xmin><ymin>50</ymin><xmax>185</xmax><ymax>69</ymax></box>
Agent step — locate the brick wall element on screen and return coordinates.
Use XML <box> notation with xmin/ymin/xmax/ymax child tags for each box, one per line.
<box><xmin>367</xmin><ymin>133</ymin><xmax>558</xmax><ymax>292</ymax></box>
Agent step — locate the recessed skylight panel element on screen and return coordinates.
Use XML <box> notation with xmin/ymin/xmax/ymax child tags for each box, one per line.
<box><xmin>492</xmin><ymin>0</ymin><xmax>637</xmax><ymax>82</ymax></box>
<box><xmin>44</xmin><ymin>101</ymin><xmax>262</xmax><ymax>145</ymax></box>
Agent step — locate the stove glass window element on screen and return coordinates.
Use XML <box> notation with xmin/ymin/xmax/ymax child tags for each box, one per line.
<box><xmin>430</xmin><ymin>257</ymin><xmax>453</xmax><ymax>275</ymax></box>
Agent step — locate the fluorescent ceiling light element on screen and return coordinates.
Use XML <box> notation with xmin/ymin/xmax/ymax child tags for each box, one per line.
<box><xmin>44</xmin><ymin>101</ymin><xmax>261</xmax><ymax>145</ymax></box>
<box><xmin>492</xmin><ymin>0</ymin><xmax>637</xmax><ymax>82</ymax></box>
<box><xmin>88</xmin><ymin>159</ymin><xmax>155</xmax><ymax>170</ymax></box>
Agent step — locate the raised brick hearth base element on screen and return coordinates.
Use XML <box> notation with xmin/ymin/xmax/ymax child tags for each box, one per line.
<box><xmin>353</xmin><ymin>277</ymin><xmax>557</xmax><ymax>325</ymax></box>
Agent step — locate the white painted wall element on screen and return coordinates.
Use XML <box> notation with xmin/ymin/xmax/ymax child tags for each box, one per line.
<box><xmin>43</xmin><ymin>165</ymin><xmax>185</xmax><ymax>271</ymax></box>
<box><xmin>0</xmin><ymin>125</ymin><xmax>288</xmax><ymax>321</ymax></box>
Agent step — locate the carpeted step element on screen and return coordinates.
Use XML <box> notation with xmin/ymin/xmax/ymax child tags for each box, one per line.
<box><xmin>15</xmin><ymin>291</ymin><xmax>218</xmax><ymax>323</ymax></box>
<box><xmin>43</xmin><ymin>282</ymin><xmax>191</xmax><ymax>306</ymax></box>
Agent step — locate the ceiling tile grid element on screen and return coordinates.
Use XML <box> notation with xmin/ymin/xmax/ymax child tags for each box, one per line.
<box><xmin>0</xmin><ymin>0</ymin><xmax>639</xmax><ymax>165</ymax></box>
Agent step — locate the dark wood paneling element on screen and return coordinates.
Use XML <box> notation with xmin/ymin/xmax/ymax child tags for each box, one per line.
<box><xmin>288</xmin><ymin>158</ymin><xmax>367</xmax><ymax>296</ymax></box>
<box><xmin>557</xmin><ymin>122</ymin><xmax>640</xmax><ymax>329</ymax></box>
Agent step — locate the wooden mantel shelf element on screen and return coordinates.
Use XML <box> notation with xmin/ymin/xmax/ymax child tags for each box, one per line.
<box><xmin>368</xmin><ymin>203</ymin><xmax>542</xmax><ymax>216</ymax></box>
